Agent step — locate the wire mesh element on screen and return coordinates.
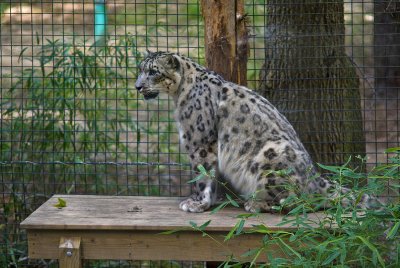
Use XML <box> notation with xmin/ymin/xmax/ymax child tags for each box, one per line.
<box><xmin>0</xmin><ymin>0</ymin><xmax>399</xmax><ymax>267</ymax></box>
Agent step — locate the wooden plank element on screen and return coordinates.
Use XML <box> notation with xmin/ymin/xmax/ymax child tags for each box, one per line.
<box><xmin>27</xmin><ymin>229</ymin><xmax>280</xmax><ymax>262</ymax></box>
<box><xmin>20</xmin><ymin>195</ymin><xmax>325</xmax><ymax>231</ymax></box>
<box><xmin>59</xmin><ymin>237</ymin><xmax>82</xmax><ymax>268</ymax></box>
<box><xmin>23</xmin><ymin>195</ymin><xmax>327</xmax><ymax>262</ymax></box>
<box><xmin>28</xmin><ymin>230</ymin><xmax>133</xmax><ymax>260</ymax></box>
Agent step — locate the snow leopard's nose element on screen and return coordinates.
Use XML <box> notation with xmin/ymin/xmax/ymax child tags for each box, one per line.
<box><xmin>135</xmin><ymin>81</ymin><xmax>144</xmax><ymax>92</ymax></box>
<box><xmin>135</xmin><ymin>74</ymin><xmax>145</xmax><ymax>91</ymax></box>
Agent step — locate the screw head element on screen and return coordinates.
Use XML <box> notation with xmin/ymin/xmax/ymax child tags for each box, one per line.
<box><xmin>66</xmin><ymin>250</ymin><xmax>73</xmax><ymax>257</ymax></box>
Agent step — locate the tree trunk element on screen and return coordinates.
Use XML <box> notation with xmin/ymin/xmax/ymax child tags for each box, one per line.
<box><xmin>374</xmin><ymin>0</ymin><xmax>400</xmax><ymax>199</ymax></box>
<box><xmin>200</xmin><ymin>0</ymin><xmax>249</xmax><ymax>86</ymax></box>
<box><xmin>259</xmin><ymin>0</ymin><xmax>365</xmax><ymax>166</ymax></box>
<box><xmin>374</xmin><ymin>1</ymin><xmax>400</xmax><ymax>150</ymax></box>
<box><xmin>201</xmin><ymin>4</ymin><xmax>249</xmax><ymax>267</ymax></box>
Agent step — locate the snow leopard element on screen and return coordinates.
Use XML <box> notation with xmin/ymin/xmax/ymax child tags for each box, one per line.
<box><xmin>135</xmin><ymin>51</ymin><xmax>380</xmax><ymax>213</ymax></box>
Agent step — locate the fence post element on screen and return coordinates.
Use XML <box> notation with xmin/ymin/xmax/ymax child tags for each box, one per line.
<box><xmin>200</xmin><ymin>0</ymin><xmax>249</xmax><ymax>86</ymax></box>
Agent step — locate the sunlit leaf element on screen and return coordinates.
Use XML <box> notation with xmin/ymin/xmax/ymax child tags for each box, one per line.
<box><xmin>53</xmin><ymin>198</ymin><xmax>67</xmax><ymax>209</ymax></box>
<box><xmin>198</xmin><ymin>220</ymin><xmax>212</xmax><ymax>231</ymax></box>
<box><xmin>235</xmin><ymin>218</ymin><xmax>245</xmax><ymax>235</ymax></box>
<box><xmin>210</xmin><ymin>201</ymin><xmax>229</xmax><ymax>214</ymax></box>
<box><xmin>385</xmin><ymin>147</ymin><xmax>400</xmax><ymax>153</ymax></box>
<box><xmin>226</xmin><ymin>194</ymin><xmax>239</xmax><ymax>208</ymax></box>
<box><xmin>197</xmin><ymin>164</ymin><xmax>208</xmax><ymax>175</ymax></box>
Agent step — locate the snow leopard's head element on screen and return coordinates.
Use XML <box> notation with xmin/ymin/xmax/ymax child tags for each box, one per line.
<box><xmin>135</xmin><ymin>51</ymin><xmax>181</xmax><ymax>100</ymax></box>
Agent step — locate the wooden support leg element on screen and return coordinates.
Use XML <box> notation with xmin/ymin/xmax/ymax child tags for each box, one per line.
<box><xmin>59</xmin><ymin>237</ymin><xmax>82</xmax><ymax>268</ymax></box>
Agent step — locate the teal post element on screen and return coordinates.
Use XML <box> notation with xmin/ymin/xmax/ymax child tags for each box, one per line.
<box><xmin>94</xmin><ymin>0</ymin><xmax>107</xmax><ymax>45</ymax></box>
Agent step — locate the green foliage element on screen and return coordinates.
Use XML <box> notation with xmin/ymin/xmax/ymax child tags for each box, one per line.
<box><xmin>1</xmin><ymin>34</ymin><xmax>186</xmax><ymax>193</ymax></box>
<box><xmin>0</xmin><ymin>35</ymin><xmax>186</xmax><ymax>267</ymax></box>
<box><xmin>179</xmin><ymin>149</ymin><xmax>400</xmax><ymax>267</ymax></box>
<box><xmin>2</xmin><ymin>35</ymin><xmax>141</xmax><ymax>169</ymax></box>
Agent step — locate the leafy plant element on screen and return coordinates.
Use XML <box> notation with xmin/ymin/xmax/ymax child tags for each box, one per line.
<box><xmin>177</xmin><ymin>148</ymin><xmax>400</xmax><ymax>267</ymax></box>
<box><xmin>0</xmin><ymin>34</ymin><xmax>188</xmax><ymax>267</ymax></box>
<box><xmin>2</xmin><ymin>35</ymin><xmax>142</xmax><ymax>184</ymax></box>
<box><xmin>1</xmin><ymin>30</ymin><xmax>198</xmax><ymax>266</ymax></box>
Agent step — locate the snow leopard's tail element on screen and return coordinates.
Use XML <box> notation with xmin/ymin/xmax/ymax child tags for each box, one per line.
<box><xmin>306</xmin><ymin>175</ymin><xmax>384</xmax><ymax>210</ymax></box>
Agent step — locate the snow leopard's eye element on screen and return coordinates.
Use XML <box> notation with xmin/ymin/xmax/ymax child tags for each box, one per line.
<box><xmin>148</xmin><ymin>69</ymin><xmax>157</xmax><ymax>76</ymax></box>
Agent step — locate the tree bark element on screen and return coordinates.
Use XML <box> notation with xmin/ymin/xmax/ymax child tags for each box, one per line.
<box><xmin>200</xmin><ymin>0</ymin><xmax>249</xmax><ymax>86</ymax></box>
<box><xmin>259</xmin><ymin>0</ymin><xmax>365</xmax><ymax>166</ymax></box>
<box><xmin>374</xmin><ymin>0</ymin><xmax>400</xmax><ymax>148</ymax></box>
<box><xmin>374</xmin><ymin>0</ymin><xmax>400</xmax><ymax>198</ymax></box>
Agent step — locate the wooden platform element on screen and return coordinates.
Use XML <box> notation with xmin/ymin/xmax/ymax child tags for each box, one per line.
<box><xmin>21</xmin><ymin>195</ymin><xmax>321</xmax><ymax>267</ymax></box>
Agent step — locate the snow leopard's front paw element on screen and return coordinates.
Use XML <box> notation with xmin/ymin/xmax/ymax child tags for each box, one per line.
<box><xmin>179</xmin><ymin>196</ymin><xmax>211</xmax><ymax>213</ymax></box>
<box><xmin>244</xmin><ymin>199</ymin><xmax>275</xmax><ymax>213</ymax></box>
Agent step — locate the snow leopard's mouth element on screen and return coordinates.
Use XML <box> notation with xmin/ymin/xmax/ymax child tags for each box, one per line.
<box><xmin>143</xmin><ymin>91</ymin><xmax>159</xmax><ymax>100</ymax></box>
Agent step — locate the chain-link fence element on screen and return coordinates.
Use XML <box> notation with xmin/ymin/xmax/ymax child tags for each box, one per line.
<box><xmin>1</xmin><ymin>0</ymin><xmax>399</xmax><ymax>267</ymax></box>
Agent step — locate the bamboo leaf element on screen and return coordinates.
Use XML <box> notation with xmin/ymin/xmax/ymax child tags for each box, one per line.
<box><xmin>342</xmin><ymin>169</ymin><xmax>365</xmax><ymax>179</ymax></box>
<box><xmin>53</xmin><ymin>198</ymin><xmax>67</xmax><ymax>209</ymax></box>
<box><xmin>198</xmin><ymin>220</ymin><xmax>212</xmax><ymax>231</ymax></box>
<box><xmin>187</xmin><ymin>174</ymin><xmax>204</xmax><ymax>184</ymax></box>
<box><xmin>224</xmin><ymin>225</ymin><xmax>236</xmax><ymax>242</ymax></box>
<box><xmin>287</xmin><ymin>205</ymin><xmax>303</xmax><ymax>215</ymax></box>
<box><xmin>189</xmin><ymin>221</ymin><xmax>197</xmax><ymax>228</ymax></box>
<box><xmin>236</xmin><ymin>213</ymin><xmax>257</xmax><ymax>219</ymax></box>
<box><xmin>252</xmin><ymin>224</ymin><xmax>269</xmax><ymax>234</ymax></box>
<box><xmin>197</xmin><ymin>164</ymin><xmax>208</xmax><ymax>175</ymax></box>
<box><xmin>235</xmin><ymin>218</ymin><xmax>245</xmax><ymax>235</ymax></box>
<box><xmin>317</xmin><ymin>163</ymin><xmax>342</xmax><ymax>174</ymax></box>
<box><xmin>159</xmin><ymin>228</ymin><xmax>185</xmax><ymax>235</ymax></box>
<box><xmin>277</xmin><ymin>237</ymin><xmax>302</xmax><ymax>259</ymax></box>
<box><xmin>322</xmin><ymin>251</ymin><xmax>341</xmax><ymax>266</ymax></box>
<box><xmin>224</xmin><ymin>218</ymin><xmax>246</xmax><ymax>242</ymax></box>
<box><xmin>355</xmin><ymin>191</ymin><xmax>365</xmax><ymax>207</ymax></box>
<box><xmin>288</xmin><ymin>234</ymin><xmax>296</xmax><ymax>242</ymax></box>
<box><xmin>356</xmin><ymin>236</ymin><xmax>385</xmax><ymax>267</ymax></box>
<box><xmin>226</xmin><ymin>194</ymin><xmax>239</xmax><ymax>208</ymax></box>
<box><xmin>241</xmin><ymin>248</ymin><xmax>261</xmax><ymax>258</ymax></box>
<box><xmin>18</xmin><ymin>47</ymin><xmax>28</xmax><ymax>63</ymax></box>
<box><xmin>210</xmin><ymin>201</ymin><xmax>229</xmax><ymax>214</ymax></box>
<box><xmin>386</xmin><ymin>221</ymin><xmax>400</xmax><ymax>239</ymax></box>
<box><xmin>385</xmin><ymin>147</ymin><xmax>400</xmax><ymax>153</ymax></box>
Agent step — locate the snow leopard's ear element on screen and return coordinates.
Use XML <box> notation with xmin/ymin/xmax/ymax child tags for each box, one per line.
<box><xmin>144</xmin><ymin>49</ymin><xmax>154</xmax><ymax>57</ymax></box>
<box><xmin>158</xmin><ymin>54</ymin><xmax>180</xmax><ymax>71</ymax></box>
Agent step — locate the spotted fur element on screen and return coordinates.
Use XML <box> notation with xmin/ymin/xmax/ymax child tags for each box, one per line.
<box><xmin>135</xmin><ymin>51</ymin><xmax>381</xmax><ymax>213</ymax></box>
